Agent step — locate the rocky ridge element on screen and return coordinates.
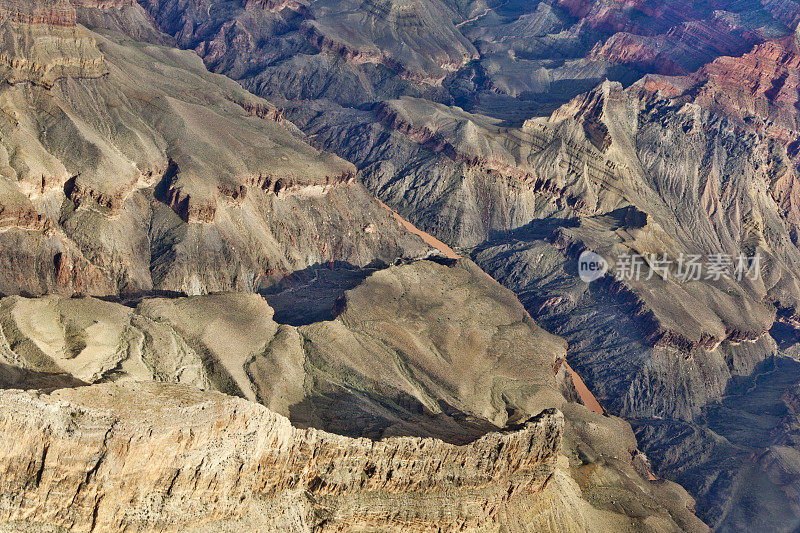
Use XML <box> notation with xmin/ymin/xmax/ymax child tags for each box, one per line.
<box><xmin>0</xmin><ymin>382</ymin><xmax>562</xmax><ymax>532</ymax></box>
<box><xmin>135</xmin><ymin>0</ymin><xmax>800</xmax><ymax>121</ymax></box>
<box><xmin>1</xmin><ymin>0</ymin><xmax>798</xmax><ymax>530</ymax></box>
<box><xmin>279</xmin><ymin>24</ymin><xmax>800</xmax><ymax>529</ymax></box>
<box><xmin>0</xmin><ymin>259</ymin><xmax>707</xmax><ymax>532</ymax></box>
<box><xmin>0</xmin><ymin>1</ymin><xmax>106</xmax><ymax>88</ymax></box>
<box><xmin>0</xmin><ymin>2</ymin><xmax>432</xmax><ymax>297</ymax></box>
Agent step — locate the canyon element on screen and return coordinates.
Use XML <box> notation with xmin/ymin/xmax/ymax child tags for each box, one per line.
<box><xmin>2</xmin><ymin>0</ymin><xmax>800</xmax><ymax>531</ymax></box>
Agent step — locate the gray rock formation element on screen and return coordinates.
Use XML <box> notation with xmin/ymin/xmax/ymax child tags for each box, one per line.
<box><xmin>0</xmin><ymin>259</ymin><xmax>706</xmax><ymax>531</ymax></box>
<box><xmin>0</xmin><ymin>2</ymin><xmax>431</xmax><ymax>297</ymax></box>
<box><xmin>129</xmin><ymin>5</ymin><xmax>800</xmax><ymax>527</ymax></box>
<box><xmin>4</xmin><ymin>0</ymin><xmax>800</xmax><ymax>530</ymax></box>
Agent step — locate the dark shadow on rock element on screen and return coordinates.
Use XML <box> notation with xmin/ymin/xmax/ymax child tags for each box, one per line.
<box><xmin>0</xmin><ymin>362</ymin><xmax>87</xmax><ymax>392</ymax></box>
<box><xmin>260</xmin><ymin>260</ymin><xmax>388</xmax><ymax>326</ymax></box>
<box><xmin>481</xmin><ymin>209</ymin><xmax>643</xmax><ymax>250</ymax></box>
<box><xmin>601</xmin><ymin>205</ymin><xmax>648</xmax><ymax>229</ymax></box>
<box><xmin>288</xmin><ymin>386</ymin><xmax>500</xmax><ymax>445</ymax></box>
<box><xmin>63</xmin><ymin>174</ymin><xmax>77</xmax><ymax>200</ymax></box>
<box><xmin>481</xmin><ymin>216</ymin><xmax>580</xmax><ymax>249</ymax></box>
<box><xmin>96</xmin><ymin>289</ymin><xmax>188</xmax><ymax>309</ymax></box>
<box><xmin>706</xmin><ymin>355</ymin><xmax>800</xmax><ymax>448</ymax></box>
<box><xmin>152</xmin><ymin>159</ymin><xmax>186</xmax><ymax>220</ymax></box>
<box><xmin>152</xmin><ymin>159</ymin><xmax>178</xmax><ymax>204</ymax></box>
<box><xmin>770</xmin><ymin>317</ymin><xmax>800</xmax><ymax>352</ymax></box>
<box><xmin>423</xmin><ymin>254</ymin><xmax>459</xmax><ymax>267</ymax></box>
<box><xmin>632</xmin><ymin>356</ymin><xmax>800</xmax><ymax>530</ymax></box>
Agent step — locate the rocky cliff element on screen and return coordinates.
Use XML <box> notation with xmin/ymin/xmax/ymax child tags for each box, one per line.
<box><xmin>0</xmin><ymin>382</ymin><xmax>562</xmax><ymax>532</ymax></box>
<box><xmin>0</xmin><ymin>259</ymin><xmax>706</xmax><ymax>532</ymax></box>
<box><xmin>0</xmin><ymin>1</ymin><xmax>432</xmax><ymax>297</ymax></box>
<box><xmin>235</xmin><ymin>16</ymin><xmax>800</xmax><ymax>530</ymax></box>
<box><xmin>1</xmin><ymin>0</ymin><xmax>796</xmax><ymax>530</ymax></box>
<box><xmin>135</xmin><ymin>0</ymin><xmax>800</xmax><ymax>121</ymax></box>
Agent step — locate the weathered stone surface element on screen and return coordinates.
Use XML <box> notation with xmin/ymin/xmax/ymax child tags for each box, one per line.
<box><xmin>136</xmin><ymin>0</ymin><xmax>799</xmax><ymax>121</ymax></box>
<box><xmin>0</xmin><ymin>259</ymin><xmax>707</xmax><ymax>532</ymax></box>
<box><xmin>0</xmin><ymin>9</ymin><xmax>106</xmax><ymax>88</ymax></box>
<box><xmin>0</xmin><ymin>3</ymin><xmax>431</xmax><ymax>296</ymax></box>
<box><xmin>2</xmin><ymin>0</ymin><xmax>791</xmax><ymax>530</ymax></box>
<box><xmin>0</xmin><ymin>382</ymin><xmax>563</xmax><ymax>532</ymax></box>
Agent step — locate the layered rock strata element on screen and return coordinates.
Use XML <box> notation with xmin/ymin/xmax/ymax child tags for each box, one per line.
<box><xmin>0</xmin><ymin>382</ymin><xmax>562</xmax><ymax>532</ymax></box>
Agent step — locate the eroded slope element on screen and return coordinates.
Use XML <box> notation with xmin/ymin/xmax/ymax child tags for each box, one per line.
<box><xmin>0</xmin><ymin>259</ymin><xmax>707</xmax><ymax>532</ymax></box>
<box><xmin>0</xmin><ymin>1</ymin><xmax>431</xmax><ymax>297</ymax></box>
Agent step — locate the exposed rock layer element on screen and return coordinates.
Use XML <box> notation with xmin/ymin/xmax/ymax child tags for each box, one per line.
<box><xmin>0</xmin><ymin>382</ymin><xmax>562</xmax><ymax>532</ymax></box>
<box><xmin>1</xmin><ymin>0</ymin><xmax>795</xmax><ymax>530</ymax></box>
<box><xmin>0</xmin><ymin>3</ymin><xmax>431</xmax><ymax>296</ymax></box>
<box><xmin>0</xmin><ymin>259</ymin><xmax>707</xmax><ymax>532</ymax></box>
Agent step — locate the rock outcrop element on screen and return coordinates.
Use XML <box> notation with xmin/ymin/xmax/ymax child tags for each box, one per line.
<box><xmin>0</xmin><ymin>1</ymin><xmax>432</xmax><ymax>296</ymax></box>
<box><xmin>276</xmin><ymin>26</ymin><xmax>800</xmax><ymax>530</ymax></box>
<box><xmin>0</xmin><ymin>260</ymin><xmax>568</xmax><ymax>440</ymax></box>
<box><xmin>0</xmin><ymin>259</ymin><xmax>707</xmax><ymax>532</ymax></box>
<box><xmin>640</xmin><ymin>26</ymin><xmax>800</xmax><ymax>242</ymax></box>
<box><xmin>0</xmin><ymin>0</ymin><xmax>107</xmax><ymax>87</ymax></box>
<box><xmin>0</xmin><ymin>382</ymin><xmax>563</xmax><ymax>532</ymax></box>
<box><xmin>136</xmin><ymin>0</ymin><xmax>800</xmax><ymax>121</ymax></box>
<box><xmin>1</xmin><ymin>0</ymin><xmax>796</xmax><ymax>530</ymax></box>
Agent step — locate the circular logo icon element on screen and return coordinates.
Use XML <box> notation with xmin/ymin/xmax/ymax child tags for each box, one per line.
<box><xmin>578</xmin><ymin>250</ymin><xmax>608</xmax><ymax>282</ymax></box>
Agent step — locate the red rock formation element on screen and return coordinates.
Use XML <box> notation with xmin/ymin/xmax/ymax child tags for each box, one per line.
<box><xmin>70</xmin><ymin>0</ymin><xmax>136</xmax><ymax>9</ymax></box>
<box><xmin>666</xmin><ymin>19</ymin><xmax>757</xmax><ymax>57</ymax></box>
<box><xmin>244</xmin><ymin>0</ymin><xmax>307</xmax><ymax>13</ymax></box>
<box><xmin>695</xmin><ymin>37</ymin><xmax>800</xmax><ymax>129</ymax></box>
<box><xmin>0</xmin><ymin>0</ymin><xmax>76</xmax><ymax>27</ymax></box>
<box><xmin>235</xmin><ymin>99</ymin><xmax>284</xmax><ymax>122</ymax></box>
<box><xmin>590</xmin><ymin>33</ymin><xmax>687</xmax><ymax>75</ymax></box>
<box><xmin>163</xmin><ymin>183</ymin><xmax>217</xmax><ymax>224</ymax></box>
<box><xmin>638</xmin><ymin>28</ymin><xmax>800</xmax><ymax>136</ymax></box>
<box><xmin>246</xmin><ymin>169</ymin><xmax>354</xmax><ymax>195</ymax></box>
<box><xmin>639</xmin><ymin>30</ymin><xmax>800</xmax><ymax>236</ymax></box>
<box><xmin>0</xmin><ymin>202</ymin><xmax>46</xmax><ymax>231</ymax></box>
<box><xmin>49</xmin><ymin>248</ymin><xmax>116</xmax><ymax>294</ymax></box>
<box><xmin>556</xmin><ymin>0</ymin><xmax>718</xmax><ymax>35</ymax></box>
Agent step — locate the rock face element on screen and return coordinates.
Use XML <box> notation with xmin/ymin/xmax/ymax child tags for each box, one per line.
<box><xmin>641</xmin><ymin>25</ymin><xmax>800</xmax><ymax>242</ymax></box>
<box><xmin>0</xmin><ymin>260</ymin><xmax>569</xmax><ymax>440</ymax></box>
<box><xmin>631</xmin><ymin>356</ymin><xmax>800</xmax><ymax>530</ymax></box>
<box><xmin>0</xmin><ymin>260</ymin><xmax>707</xmax><ymax>532</ymax></box>
<box><xmin>291</xmin><ymin>62</ymin><xmax>800</xmax><ymax>415</ymax></box>
<box><xmin>0</xmin><ymin>0</ymin><xmax>431</xmax><ymax>297</ymax></box>
<box><xmin>0</xmin><ymin>0</ymin><xmax>77</xmax><ymax>27</ymax></box>
<box><xmin>0</xmin><ymin>382</ymin><xmax>562</xmax><ymax>532</ymax></box>
<box><xmin>135</xmin><ymin>0</ymin><xmax>800</xmax><ymax>120</ymax></box>
<box><xmin>2</xmin><ymin>0</ymin><xmax>799</xmax><ymax>530</ymax></box>
<box><xmin>138</xmin><ymin>0</ymin><xmax>476</xmax><ymax>105</ymax></box>
<box><xmin>125</xmin><ymin>2</ymin><xmax>800</xmax><ymax>527</ymax></box>
<box><xmin>0</xmin><ymin>2</ymin><xmax>106</xmax><ymax>87</ymax></box>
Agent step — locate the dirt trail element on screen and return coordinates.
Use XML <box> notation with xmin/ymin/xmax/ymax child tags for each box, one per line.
<box><xmin>455</xmin><ymin>1</ymin><xmax>508</xmax><ymax>28</ymax></box>
<box><xmin>560</xmin><ymin>360</ymin><xmax>604</xmax><ymax>414</ymax></box>
<box><xmin>379</xmin><ymin>200</ymin><xmax>460</xmax><ymax>260</ymax></box>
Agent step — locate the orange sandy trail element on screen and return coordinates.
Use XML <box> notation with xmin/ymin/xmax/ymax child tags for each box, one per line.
<box><xmin>562</xmin><ymin>361</ymin><xmax>604</xmax><ymax>414</ymax></box>
<box><xmin>378</xmin><ymin>200</ymin><xmax>460</xmax><ymax>260</ymax></box>
<box><xmin>379</xmin><ymin>199</ymin><xmax>603</xmax><ymax>415</ymax></box>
